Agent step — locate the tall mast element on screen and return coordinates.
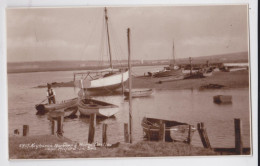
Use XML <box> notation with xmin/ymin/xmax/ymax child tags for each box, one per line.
<box><xmin>104</xmin><ymin>7</ymin><xmax>113</xmax><ymax>69</ymax></box>
<box><xmin>172</xmin><ymin>40</ymin><xmax>175</xmax><ymax>66</ymax></box>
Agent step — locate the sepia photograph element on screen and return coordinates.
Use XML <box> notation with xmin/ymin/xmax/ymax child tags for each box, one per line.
<box><xmin>6</xmin><ymin>5</ymin><xmax>252</xmax><ymax>160</ymax></box>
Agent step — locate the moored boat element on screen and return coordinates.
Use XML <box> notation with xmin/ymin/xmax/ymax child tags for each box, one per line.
<box><xmin>35</xmin><ymin>98</ymin><xmax>78</xmax><ymax>115</ymax></box>
<box><xmin>78</xmin><ymin>98</ymin><xmax>119</xmax><ymax>117</ymax></box>
<box><xmin>124</xmin><ymin>88</ymin><xmax>153</xmax><ymax>98</ymax></box>
<box><xmin>213</xmin><ymin>95</ymin><xmax>232</xmax><ymax>104</ymax></box>
<box><xmin>73</xmin><ymin>8</ymin><xmax>129</xmax><ymax>93</ymax></box>
<box><xmin>152</xmin><ymin>41</ymin><xmax>184</xmax><ymax>80</ymax></box>
<box><xmin>141</xmin><ymin>117</ymin><xmax>196</xmax><ymax>142</ymax></box>
<box><xmin>203</xmin><ymin>71</ymin><xmax>213</xmax><ymax>77</ymax></box>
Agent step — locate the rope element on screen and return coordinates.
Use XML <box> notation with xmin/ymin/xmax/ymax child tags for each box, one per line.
<box><xmin>80</xmin><ymin>10</ymin><xmax>102</xmax><ymax>62</ymax></box>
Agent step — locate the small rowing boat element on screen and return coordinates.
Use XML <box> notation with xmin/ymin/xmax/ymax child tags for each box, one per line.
<box><xmin>35</xmin><ymin>98</ymin><xmax>78</xmax><ymax>115</ymax></box>
<box><xmin>78</xmin><ymin>98</ymin><xmax>119</xmax><ymax>117</ymax></box>
<box><xmin>213</xmin><ymin>95</ymin><xmax>232</xmax><ymax>104</ymax></box>
<box><xmin>141</xmin><ymin>117</ymin><xmax>196</xmax><ymax>142</ymax></box>
<box><xmin>124</xmin><ymin>88</ymin><xmax>153</xmax><ymax>98</ymax></box>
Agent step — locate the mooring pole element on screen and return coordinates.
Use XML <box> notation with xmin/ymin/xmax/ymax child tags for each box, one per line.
<box><xmin>88</xmin><ymin>113</ymin><xmax>96</xmax><ymax>144</ymax></box>
<box><xmin>127</xmin><ymin>28</ymin><xmax>133</xmax><ymax>143</ymax></box>
<box><xmin>189</xmin><ymin>57</ymin><xmax>192</xmax><ymax>75</ymax></box>
<box><xmin>102</xmin><ymin>123</ymin><xmax>107</xmax><ymax>146</ymax></box>
<box><xmin>23</xmin><ymin>125</ymin><xmax>29</xmax><ymax>136</ymax></box>
<box><xmin>234</xmin><ymin>118</ymin><xmax>243</xmax><ymax>154</ymax></box>
<box><xmin>124</xmin><ymin>123</ymin><xmax>129</xmax><ymax>143</ymax></box>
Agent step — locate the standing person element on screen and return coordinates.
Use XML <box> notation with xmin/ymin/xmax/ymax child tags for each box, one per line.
<box><xmin>47</xmin><ymin>83</ymin><xmax>56</xmax><ymax>104</ymax></box>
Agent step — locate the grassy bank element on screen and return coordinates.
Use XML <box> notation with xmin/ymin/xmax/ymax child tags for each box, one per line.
<box><xmin>9</xmin><ymin>135</ymin><xmax>218</xmax><ymax>159</ymax></box>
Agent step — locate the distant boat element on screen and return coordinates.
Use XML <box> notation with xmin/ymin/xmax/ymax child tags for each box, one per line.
<box><xmin>152</xmin><ymin>41</ymin><xmax>184</xmax><ymax>80</ymax></box>
<box><xmin>213</xmin><ymin>95</ymin><xmax>232</xmax><ymax>104</ymax></box>
<box><xmin>158</xmin><ymin>74</ymin><xmax>185</xmax><ymax>83</ymax></box>
<box><xmin>78</xmin><ymin>98</ymin><xmax>119</xmax><ymax>117</ymax></box>
<box><xmin>141</xmin><ymin>117</ymin><xmax>196</xmax><ymax>142</ymax></box>
<box><xmin>203</xmin><ymin>68</ymin><xmax>213</xmax><ymax>77</ymax></box>
<box><xmin>124</xmin><ymin>88</ymin><xmax>153</xmax><ymax>98</ymax></box>
<box><xmin>35</xmin><ymin>98</ymin><xmax>78</xmax><ymax>115</ymax></box>
<box><xmin>203</xmin><ymin>71</ymin><xmax>213</xmax><ymax>77</ymax></box>
<box><xmin>73</xmin><ymin>8</ymin><xmax>129</xmax><ymax>93</ymax></box>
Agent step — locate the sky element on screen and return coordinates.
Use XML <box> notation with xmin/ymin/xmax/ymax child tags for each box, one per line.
<box><xmin>6</xmin><ymin>5</ymin><xmax>248</xmax><ymax>62</ymax></box>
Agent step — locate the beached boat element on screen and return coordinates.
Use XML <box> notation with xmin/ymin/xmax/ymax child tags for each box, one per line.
<box><xmin>203</xmin><ymin>71</ymin><xmax>213</xmax><ymax>77</ymax></box>
<box><xmin>158</xmin><ymin>74</ymin><xmax>185</xmax><ymax>83</ymax></box>
<box><xmin>78</xmin><ymin>98</ymin><xmax>119</xmax><ymax>117</ymax></box>
<box><xmin>152</xmin><ymin>41</ymin><xmax>184</xmax><ymax>80</ymax></box>
<box><xmin>35</xmin><ymin>98</ymin><xmax>78</xmax><ymax>115</ymax></box>
<box><xmin>213</xmin><ymin>95</ymin><xmax>232</xmax><ymax>104</ymax></box>
<box><xmin>141</xmin><ymin>117</ymin><xmax>196</xmax><ymax>142</ymax></box>
<box><xmin>73</xmin><ymin>8</ymin><xmax>129</xmax><ymax>93</ymax></box>
<box><xmin>124</xmin><ymin>88</ymin><xmax>153</xmax><ymax>98</ymax></box>
<box><xmin>202</xmin><ymin>67</ymin><xmax>213</xmax><ymax>77</ymax></box>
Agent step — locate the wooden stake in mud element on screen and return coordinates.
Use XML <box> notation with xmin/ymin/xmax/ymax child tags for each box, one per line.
<box><xmin>23</xmin><ymin>125</ymin><xmax>29</xmax><ymax>136</ymax></box>
<box><xmin>197</xmin><ymin>122</ymin><xmax>211</xmax><ymax>149</ymax></box>
<box><xmin>57</xmin><ymin>116</ymin><xmax>64</xmax><ymax>136</ymax></box>
<box><xmin>127</xmin><ymin>28</ymin><xmax>133</xmax><ymax>143</ymax></box>
<box><xmin>88</xmin><ymin>113</ymin><xmax>96</xmax><ymax>144</ymax></box>
<box><xmin>159</xmin><ymin>121</ymin><xmax>165</xmax><ymax>142</ymax></box>
<box><xmin>124</xmin><ymin>123</ymin><xmax>129</xmax><ymax>143</ymax></box>
<box><xmin>102</xmin><ymin>123</ymin><xmax>107</xmax><ymax>146</ymax></box>
<box><xmin>234</xmin><ymin>118</ymin><xmax>243</xmax><ymax>154</ymax></box>
<box><xmin>187</xmin><ymin>125</ymin><xmax>191</xmax><ymax>144</ymax></box>
<box><xmin>51</xmin><ymin>120</ymin><xmax>55</xmax><ymax>135</ymax></box>
<box><xmin>121</xmin><ymin>73</ymin><xmax>125</xmax><ymax>94</ymax></box>
<box><xmin>189</xmin><ymin>57</ymin><xmax>192</xmax><ymax>75</ymax></box>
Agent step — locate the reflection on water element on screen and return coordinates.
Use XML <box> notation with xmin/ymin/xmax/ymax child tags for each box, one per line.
<box><xmin>8</xmin><ymin>68</ymin><xmax>250</xmax><ymax>148</ymax></box>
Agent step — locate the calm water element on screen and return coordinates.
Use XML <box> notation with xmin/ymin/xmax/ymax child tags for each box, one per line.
<box><xmin>8</xmin><ymin>66</ymin><xmax>251</xmax><ymax>148</ymax></box>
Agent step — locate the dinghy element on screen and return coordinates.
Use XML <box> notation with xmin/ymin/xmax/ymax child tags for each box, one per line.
<box><xmin>141</xmin><ymin>117</ymin><xmax>196</xmax><ymax>142</ymax></box>
<box><xmin>35</xmin><ymin>98</ymin><xmax>78</xmax><ymax>115</ymax></box>
<box><xmin>124</xmin><ymin>88</ymin><xmax>153</xmax><ymax>98</ymax></box>
<box><xmin>78</xmin><ymin>98</ymin><xmax>119</xmax><ymax>117</ymax></box>
<box><xmin>213</xmin><ymin>95</ymin><xmax>232</xmax><ymax>104</ymax></box>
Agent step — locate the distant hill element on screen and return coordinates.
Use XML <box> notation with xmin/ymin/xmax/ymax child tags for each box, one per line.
<box><xmin>7</xmin><ymin>51</ymin><xmax>248</xmax><ymax>73</ymax></box>
<box><xmin>176</xmin><ymin>51</ymin><xmax>248</xmax><ymax>64</ymax></box>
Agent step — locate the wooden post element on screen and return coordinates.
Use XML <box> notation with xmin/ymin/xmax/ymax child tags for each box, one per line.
<box><xmin>147</xmin><ymin>126</ymin><xmax>151</xmax><ymax>141</ymax></box>
<box><xmin>197</xmin><ymin>122</ymin><xmax>211</xmax><ymax>149</ymax></box>
<box><xmin>189</xmin><ymin>57</ymin><xmax>192</xmax><ymax>75</ymax></box>
<box><xmin>234</xmin><ymin>118</ymin><xmax>243</xmax><ymax>154</ymax></box>
<box><xmin>124</xmin><ymin>123</ymin><xmax>129</xmax><ymax>143</ymax></box>
<box><xmin>102</xmin><ymin>123</ymin><xmax>107</xmax><ymax>146</ymax></box>
<box><xmin>121</xmin><ymin>73</ymin><xmax>125</xmax><ymax>94</ymax></box>
<box><xmin>187</xmin><ymin>125</ymin><xmax>191</xmax><ymax>144</ymax></box>
<box><xmin>23</xmin><ymin>125</ymin><xmax>29</xmax><ymax>136</ymax></box>
<box><xmin>127</xmin><ymin>28</ymin><xmax>133</xmax><ymax>143</ymax></box>
<box><xmin>57</xmin><ymin>116</ymin><xmax>64</xmax><ymax>136</ymax></box>
<box><xmin>88</xmin><ymin>114</ymin><xmax>96</xmax><ymax>144</ymax></box>
<box><xmin>159</xmin><ymin>120</ymin><xmax>165</xmax><ymax>142</ymax></box>
<box><xmin>51</xmin><ymin>120</ymin><xmax>55</xmax><ymax>135</ymax></box>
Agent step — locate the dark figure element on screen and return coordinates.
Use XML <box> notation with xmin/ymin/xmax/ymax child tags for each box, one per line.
<box><xmin>47</xmin><ymin>83</ymin><xmax>56</xmax><ymax>104</ymax></box>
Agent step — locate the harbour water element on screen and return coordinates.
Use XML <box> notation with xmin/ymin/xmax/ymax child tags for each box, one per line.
<box><xmin>8</xmin><ymin>66</ymin><xmax>250</xmax><ymax>148</ymax></box>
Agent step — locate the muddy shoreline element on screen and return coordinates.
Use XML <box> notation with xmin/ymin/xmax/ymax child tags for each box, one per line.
<box><xmin>36</xmin><ymin>70</ymin><xmax>249</xmax><ymax>90</ymax></box>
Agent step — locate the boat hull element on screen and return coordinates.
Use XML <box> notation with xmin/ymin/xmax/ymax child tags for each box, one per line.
<box><xmin>203</xmin><ymin>72</ymin><xmax>213</xmax><ymax>77</ymax></box>
<box><xmin>124</xmin><ymin>88</ymin><xmax>153</xmax><ymax>98</ymax></box>
<box><xmin>213</xmin><ymin>95</ymin><xmax>232</xmax><ymax>104</ymax></box>
<box><xmin>35</xmin><ymin>98</ymin><xmax>78</xmax><ymax>115</ymax></box>
<box><xmin>153</xmin><ymin>69</ymin><xmax>184</xmax><ymax>78</ymax></box>
<box><xmin>78</xmin><ymin>98</ymin><xmax>119</xmax><ymax>117</ymax></box>
<box><xmin>141</xmin><ymin>117</ymin><xmax>196</xmax><ymax>142</ymax></box>
<box><xmin>75</xmin><ymin>70</ymin><xmax>129</xmax><ymax>92</ymax></box>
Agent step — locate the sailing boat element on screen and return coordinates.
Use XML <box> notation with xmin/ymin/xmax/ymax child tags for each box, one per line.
<box><xmin>153</xmin><ymin>41</ymin><xmax>184</xmax><ymax>80</ymax></box>
<box><xmin>74</xmin><ymin>8</ymin><xmax>129</xmax><ymax>93</ymax></box>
